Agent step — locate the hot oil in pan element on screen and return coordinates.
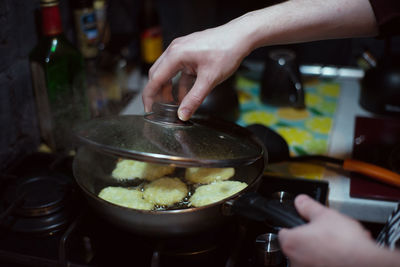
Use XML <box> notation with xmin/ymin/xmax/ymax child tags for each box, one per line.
<box><xmin>151</xmin><ymin>167</ymin><xmax>193</xmax><ymax>210</ymax></box>
<box><xmin>99</xmin><ymin>166</ymin><xmax>249</xmax><ymax>211</ymax></box>
<box><xmin>132</xmin><ymin>177</ymin><xmax>196</xmax><ymax>211</ymax></box>
<box><xmin>151</xmin><ymin>185</ymin><xmax>194</xmax><ymax>211</ymax></box>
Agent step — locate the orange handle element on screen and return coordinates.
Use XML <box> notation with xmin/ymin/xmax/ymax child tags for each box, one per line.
<box><xmin>343</xmin><ymin>159</ymin><xmax>400</xmax><ymax>188</ymax></box>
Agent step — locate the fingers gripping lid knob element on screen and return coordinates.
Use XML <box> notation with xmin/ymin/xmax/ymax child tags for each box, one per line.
<box><xmin>145</xmin><ymin>102</ymin><xmax>191</xmax><ymax>126</ymax></box>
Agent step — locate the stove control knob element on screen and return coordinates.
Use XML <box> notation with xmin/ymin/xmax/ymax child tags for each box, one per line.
<box><xmin>255</xmin><ymin>233</ymin><xmax>286</xmax><ymax>267</ymax></box>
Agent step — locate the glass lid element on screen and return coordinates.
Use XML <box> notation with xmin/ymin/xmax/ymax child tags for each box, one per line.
<box><xmin>74</xmin><ymin>103</ymin><xmax>264</xmax><ymax>168</ymax></box>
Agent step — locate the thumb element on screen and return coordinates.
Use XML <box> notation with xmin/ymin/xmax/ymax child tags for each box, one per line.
<box><xmin>177</xmin><ymin>74</ymin><xmax>215</xmax><ymax>121</ymax></box>
<box><xmin>294</xmin><ymin>194</ymin><xmax>327</xmax><ymax>221</ymax></box>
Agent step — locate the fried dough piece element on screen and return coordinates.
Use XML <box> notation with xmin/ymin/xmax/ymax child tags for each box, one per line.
<box><xmin>185</xmin><ymin>167</ymin><xmax>235</xmax><ymax>184</ymax></box>
<box><xmin>111</xmin><ymin>159</ymin><xmax>175</xmax><ymax>181</ymax></box>
<box><xmin>189</xmin><ymin>180</ymin><xmax>247</xmax><ymax>207</ymax></box>
<box><xmin>143</xmin><ymin>177</ymin><xmax>188</xmax><ymax>206</ymax></box>
<box><xmin>98</xmin><ymin>186</ymin><xmax>154</xmax><ymax>210</ymax></box>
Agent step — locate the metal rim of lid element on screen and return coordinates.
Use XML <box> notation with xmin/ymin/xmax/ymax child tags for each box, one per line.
<box><xmin>77</xmin><ymin>140</ymin><xmax>264</xmax><ymax>168</ymax></box>
<box><xmin>76</xmin><ymin>115</ymin><xmax>266</xmax><ymax>168</ymax></box>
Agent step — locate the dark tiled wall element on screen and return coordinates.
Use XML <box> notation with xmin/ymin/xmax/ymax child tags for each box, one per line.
<box><xmin>0</xmin><ymin>0</ymin><xmax>75</xmax><ymax>171</ymax></box>
<box><xmin>0</xmin><ymin>1</ymin><xmax>40</xmax><ymax>171</ymax></box>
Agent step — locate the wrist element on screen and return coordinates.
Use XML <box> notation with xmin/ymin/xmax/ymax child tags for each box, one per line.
<box><xmin>355</xmin><ymin>243</ymin><xmax>400</xmax><ymax>267</ymax></box>
<box><xmin>220</xmin><ymin>10</ymin><xmax>265</xmax><ymax>60</ymax></box>
<box><xmin>228</xmin><ymin>10</ymin><xmax>265</xmax><ymax>56</ymax></box>
<box><xmin>370</xmin><ymin>246</ymin><xmax>400</xmax><ymax>267</ymax></box>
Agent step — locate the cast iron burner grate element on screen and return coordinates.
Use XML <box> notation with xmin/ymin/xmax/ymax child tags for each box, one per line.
<box><xmin>0</xmin><ymin>153</ymin><xmax>77</xmax><ymax>235</ymax></box>
<box><xmin>74</xmin><ymin>210</ymin><xmax>252</xmax><ymax>267</ymax></box>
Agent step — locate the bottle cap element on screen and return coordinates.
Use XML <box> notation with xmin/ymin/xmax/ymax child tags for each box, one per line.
<box><xmin>40</xmin><ymin>0</ymin><xmax>59</xmax><ymax>7</ymax></box>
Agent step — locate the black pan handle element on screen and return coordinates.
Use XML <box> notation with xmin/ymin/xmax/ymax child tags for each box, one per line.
<box><xmin>232</xmin><ymin>192</ymin><xmax>306</xmax><ymax>228</ymax></box>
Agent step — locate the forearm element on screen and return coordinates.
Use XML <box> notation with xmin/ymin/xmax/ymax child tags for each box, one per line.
<box><xmin>229</xmin><ymin>0</ymin><xmax>379</xmax><ymax>54</ymax></box>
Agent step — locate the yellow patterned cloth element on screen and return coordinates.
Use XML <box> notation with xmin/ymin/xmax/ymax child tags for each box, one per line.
<box><xmin>235</xmin><ymin>76</ymin><xmax>341</xmax><ymax>180</ymax></box>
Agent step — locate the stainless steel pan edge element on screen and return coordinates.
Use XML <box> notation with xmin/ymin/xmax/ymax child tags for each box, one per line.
<box><xmin>73</xmin><ymin>146</ymin><xmax>265</xmax><ymax>236</ymax></box>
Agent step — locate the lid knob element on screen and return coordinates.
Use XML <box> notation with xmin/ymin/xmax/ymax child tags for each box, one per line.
<box><xmin>145</xmin><ymin>102</ymin><xmax>191</xmax><ymax>125</ymax></box>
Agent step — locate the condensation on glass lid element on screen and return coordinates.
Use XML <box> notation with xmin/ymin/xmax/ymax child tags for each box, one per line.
<box><xmin>74</xmin><ymin>115</ymin><xmax>263</xmax><ymax>167</ymax></box>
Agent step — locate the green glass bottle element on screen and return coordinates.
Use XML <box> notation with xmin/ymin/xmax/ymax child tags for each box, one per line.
<box><xmin>30</xmin><ymin>0</ymin><xmax>90</xmax><ymax>152</ymax></box>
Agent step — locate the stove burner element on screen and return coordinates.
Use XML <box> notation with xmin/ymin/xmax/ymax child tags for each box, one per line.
<box><xmin>1</xmin><ymin>174</ymin><xmax>75</xmax><ymax>235</ymax></box>
<box><xmin>11</xmin><ymin>176</ymin><xmax>68</xmax><ymax>217</ymax></box>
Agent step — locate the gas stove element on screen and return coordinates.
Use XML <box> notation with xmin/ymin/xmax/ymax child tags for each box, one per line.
<box><xmin>0</xmin><ymin>152</ymin><xmax>328</xmax><ymax>267</ymax></box>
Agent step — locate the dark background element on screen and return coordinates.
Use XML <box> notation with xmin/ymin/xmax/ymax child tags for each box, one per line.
<box><xmin>0</xmin><ymin>0</ymin><xmax>397</xmax><ymax>171</ymax></box>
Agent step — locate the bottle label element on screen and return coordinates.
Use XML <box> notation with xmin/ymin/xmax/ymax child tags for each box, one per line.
<box><xmin>30</xmin><ymin>61</ymin><xmax>57</xmax><ymax>150</ymax></box>
<box><xmin>74</xmin><ymin>8</ymin><xmax>99</xmax><ymax>58</ymax></box>
<box><xmin>141</xmin><ymin>26</ymin><xmax>163</xmax><ymax>64</ymax></box>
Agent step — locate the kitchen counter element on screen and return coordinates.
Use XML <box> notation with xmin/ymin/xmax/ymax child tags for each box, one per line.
<box><xmin>121</xmin><ymin>72</ymin><xmax>398</xmax><ymax>224</ymax></box>
<box><xmin>324</xmin><ymin>77</ymin><xmax>397</xmax><ymax>223</ymax></box>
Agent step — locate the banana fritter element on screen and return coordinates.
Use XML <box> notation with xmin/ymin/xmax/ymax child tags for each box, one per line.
<box><xmin>111</xmin><ymin>159</ymin><xmax>175</xmax><ymax>181</ymax></box>
<box><xmin>185</xmin><ymin>167</ymin><xmax>235</xmax><ymax>184</ymax></box>
<box><xmin>143</xmin><ymin>177</ymin><xmax>188</xmax><ymax>206</ymax></box>
<box><xmin>98</xmin><ymin>186</ymin><xmax>154</xmax><ymax>210</ymax></box>
<box><xmin>189</xmin><ymin>180</ymin><xmax>247</xmax><ymax>207</ymax></box>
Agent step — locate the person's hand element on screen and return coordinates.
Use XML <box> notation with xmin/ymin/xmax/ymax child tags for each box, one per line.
<box><xmin>278</xmin><ymin>194</ymin><xmax>377</xmax><ymax>267</ymax></box>
<box><xmin>142</xmin><ymin>17</ymin><xmax>254</xmax><ymax>121</ymax></box>
<box><xmin>142</xmin><ymin>0</ymin><xmax>378</xmax><ymax>122</ymax></box>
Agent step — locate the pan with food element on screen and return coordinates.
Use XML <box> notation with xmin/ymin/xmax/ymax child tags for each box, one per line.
<box><xmin>73</xmin><ymin>103</ymin><xmax>305</xmax><ymax>236</ymax></box>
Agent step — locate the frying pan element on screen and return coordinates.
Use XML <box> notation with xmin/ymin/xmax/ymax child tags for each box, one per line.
<box><xmin>247</xmin><ymin>124</ymin><xmax>400</xmax><ymax>188</ymax></box>
<box><xmin>73</xmin><ymin>115</ymin><xmax>305</xmax><ymax>236</ymax></box>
